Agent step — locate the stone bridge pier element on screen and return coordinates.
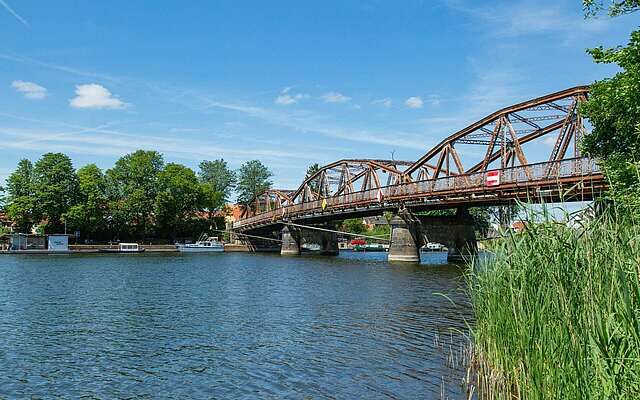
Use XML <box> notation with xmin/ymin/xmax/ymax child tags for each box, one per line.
<box><xmin>388</xmin><ymin>208</ymin><xmax>478</xmax><ymax>263</ymax></box>
<box><xmin>388</xmin><ymin>211</ymin><xmax>423</xmax><ymax>262</ymax></box>
<box><xmin>280</xmin><ymin>226</ymin><xmax>301</xmax><ymax>255</ymax></box>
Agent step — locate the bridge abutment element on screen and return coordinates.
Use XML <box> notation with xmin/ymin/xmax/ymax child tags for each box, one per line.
<box><xmin>388</xmin><ymin>211</ymin><xmax>422</xmax><ymax>262</ymax></box>
<box><xmin>280</xmin><ymin>226</ymin><xmax>301</xmax><ymax>256</ymax></box>
<box><xmin>417</xmin><ymin>207</ymin><xmax>477</xmax><ymax>262</ymax></box>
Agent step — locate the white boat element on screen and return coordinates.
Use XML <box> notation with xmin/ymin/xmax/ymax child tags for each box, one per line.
<box><xmin>422</xmin><ymin>242</ymin><xmax>446</xmax><ymax>251</ymax></box>
<box><xmin>176</xmin><ymin>234</ymin><xmax>224</xmax><ymax>253</ymax></box>
<box><xmin>99</xmin><ymin>243</ymin><xmax>145</xmax><ymax>253</ymax></box>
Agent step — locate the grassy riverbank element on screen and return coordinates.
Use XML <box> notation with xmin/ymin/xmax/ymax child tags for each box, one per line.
<box><xmin>467</xmin><ymin>208</ymin><xmax>640</xmax><ymax>399</ymax></box>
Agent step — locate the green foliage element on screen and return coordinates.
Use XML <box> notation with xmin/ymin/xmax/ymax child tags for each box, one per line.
<box><xmin>418</xmin><ymin>207</ymin><xmax>494</xmax><ymax>237</ymax></box>
<box><xmin>106</xmin><ymin>150</ymin><xmax>164</xmax><ymax>239</ymax></box>
<box><xmin>198</xmin><ymin>159</ymin><xmax>236</xmax><ymax>207</ymax></box>
<box><xmin>305</xmin><ymin>163</ymin><xmax>320</xmax><ymax>192</ymax></box>
<box><xmin>369</xmin><ymin>224</ymin><xmax>390</xmax><ymax>238</ymax></box>
<box><xmin>338</xmin><ymin>218</ymin><xmax>366</xmax><ymax>234</ymax></box>
<box><xmin>31</xmin><ymin>153</ymin><xmax>79</xmax><ymax>232</ymax></box>
<box><xmin>0</xmin><ymin>186</ymin><xmax>5</xmax><ymax>211</ymax></box>
<box><xmin>584</xmin><ymin>0</ymin><xmax>639</xmax><ymax>17</ymax></box>
<box><xmin>6</xmin><ymin>159</ymin><xmax>33</xmax><ymax>199</ymax></box>
<box><xmin>580</xmin><ymin>4</ymin><xmax>640</xmax><ymax>207</ymax></box>
<box><xmin>2</xmin><ymin>150</ymin><xmax>263</xmax><ymax>241</ymax></box>
<box><xmin>236</xmin><ymin>160</ymin><xmax>273</xmax><ymax>205</ymax></box>
<box><xmin>154</xmin><ymin>163</ymin><xmax>203</xmax><ymax>241</ymax></box>
<box><xmin>6</xmin><ymin>195</ymin><xmax>34</xmax><ymax>233</ymax></box>
<box><xmin>63</xmin><ymin>164</ymin><xmax>108</xmax><ymax>239</ymax></box>
<box><xmin>468</xmin><ymin>207</ymin><xmax>640</xmax><ymax>398</ymax></box>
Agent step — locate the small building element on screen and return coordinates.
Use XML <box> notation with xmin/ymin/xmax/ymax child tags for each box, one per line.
<box><xmin>47</xmin><ymin>234</ymin><xmax>69</xmax><ymax>252</ymax></box>
<box><xmin>9</xmin><ymin>234</ymin><xmax>46</xmax><ymax>251</ymax></box>
<box><xmin>8</xmin><ymin>233</ymin><xmax>69</xmax><ymax>252</ymax></box>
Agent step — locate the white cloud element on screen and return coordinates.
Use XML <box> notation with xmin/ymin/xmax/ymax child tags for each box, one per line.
<box><xmin>321</xmin><ymin>91</ymin><xmax>351</xmax><ymax>103</ymax></box>
<box><xmin>204</xmin><ymin>98</ymin><xmax>431</xmax><ymax>149</ymax></box>
<box><xmin>427</xmin><ymin>95</ymin><xmax>441</xmax><ymax>106</ymax></box>
<box><xmin>543</xmin><ymin>135</ymin><xmax>559</xmax><ymax>146</ymax></box>
<box><xmin>405</xmin><ymin>96</ymin><xmax>423</xmax><ymax>109</ymax></box>
<box><xmin>275</xmin><ymin>87</ymin><xmax>308</xmax><ymax>105</ymax></box>
<box><xmin>11</xmin><ymin>80</ymin><xmax>47</xmax><ymax>99</ymax></box>
<box><xmin>445</xmin><ymin>0</ymin><xmax>609</xmax><ymax>39</ymax></box>
<box><xmin>372</xmin><ymin>98</ymin><xmax>392</xmax><ymax>108</ymax></box>
<box><xmin>69</xmin><ymin>84</ymin><xmax>127</xmax><ymax>109</ymax></box>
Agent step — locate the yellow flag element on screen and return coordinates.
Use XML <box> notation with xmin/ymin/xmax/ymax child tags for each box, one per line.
<box><xmin>322</xmin><ymin>198</ymin><xmax>327</xmax><ymax>210</ymax></box>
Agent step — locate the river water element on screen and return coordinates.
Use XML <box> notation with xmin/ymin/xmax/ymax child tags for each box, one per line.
<box><xmin>0</xmin><ymin>251</ymin><xmax>473</xmax><ymax>399</ymax></box>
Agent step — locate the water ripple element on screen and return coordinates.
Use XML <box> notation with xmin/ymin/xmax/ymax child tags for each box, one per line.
<box><xmin>0</xmin><ymin>252</ymin><xmax>472</xmax><ymax>399</ymax></box>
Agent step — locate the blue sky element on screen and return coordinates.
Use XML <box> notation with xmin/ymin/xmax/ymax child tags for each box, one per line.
<box><xmin>0</xmin><ymin>1</ymin><xmax>637</xmax><ymax>190</ymax></box>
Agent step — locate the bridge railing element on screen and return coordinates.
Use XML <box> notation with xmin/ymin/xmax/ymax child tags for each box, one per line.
<box><xmin>233</xmin><ymin>157</ymin><xmax>601</xmax><ymax>229</ymax></box>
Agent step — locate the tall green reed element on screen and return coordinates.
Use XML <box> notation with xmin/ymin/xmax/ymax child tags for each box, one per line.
<box><xmin>467</xmin><ymin>205</ymin><xmax>640</xmax><ymax>399</ymax></box>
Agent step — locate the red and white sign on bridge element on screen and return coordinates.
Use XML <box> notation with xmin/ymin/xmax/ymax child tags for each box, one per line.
<box><xmin>486</xmin><ymin>170</ymin><xmax>500</xmax><ymax>187</ymax></box>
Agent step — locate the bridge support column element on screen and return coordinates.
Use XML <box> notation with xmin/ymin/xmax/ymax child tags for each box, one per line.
<box><xmin>280</xmin><ymin>226</ymin><xmax>301</xmax><ymax>256</ymax></box>
<box><xmin>446</xmin><ymin>208</ymin><xmax>478</xmax><ymax>262</ymax></box>
<box><xmin>388</xmin><ymin>211</ymin><xmax>422</xmax><ymax>263</ymax></box>
<box><xmin>318</xmin><ymin>224</ymin><xmax>339</xmax><ymax>256</ymax></box>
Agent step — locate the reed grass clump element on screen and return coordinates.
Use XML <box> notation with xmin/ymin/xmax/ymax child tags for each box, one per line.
<box><xmin>468</xmin><ymin>207</ymin><xmax>640</xmax><ymax>399</ymax></box>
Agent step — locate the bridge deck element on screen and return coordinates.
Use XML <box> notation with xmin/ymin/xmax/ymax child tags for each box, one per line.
<box><xmin>234</xmin><ymin>157</ymin><xmax>606</xmax><ymax>231</ymax></box>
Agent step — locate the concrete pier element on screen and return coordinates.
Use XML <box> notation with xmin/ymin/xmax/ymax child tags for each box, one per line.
<box><xmin>280</xmin><ymin>226</ymin><xmax>301</xmax><ymax>256</ymax></box>
<box><xmin>388</xmin><ymin>211</ymin><xmax>422</xmax><ymax>262</ymax></box>
<box><xmin>318</xmin><ymin>224</ymin><xmax>339</xmax><ymax>256</ymax></box>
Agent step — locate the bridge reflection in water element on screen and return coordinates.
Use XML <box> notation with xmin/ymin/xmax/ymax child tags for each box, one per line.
<box><xmin>233</xmin><ymin>86</ymin><xmax>606</xmax><ymax>262</ymax></box>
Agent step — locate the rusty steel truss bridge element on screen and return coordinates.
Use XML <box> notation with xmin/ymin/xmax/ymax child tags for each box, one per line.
<box><xmin>233</xmin><ymin>86</ymin><xmax>606</xmax><ymax>234</ymax></box>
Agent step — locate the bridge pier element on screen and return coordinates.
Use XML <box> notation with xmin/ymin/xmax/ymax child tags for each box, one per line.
<box><xmin>388</xmin><ymin>210</ymin><xmax>422</xmax><ymax>263</ymax></box>
<box><xmin>318</xmin><ymin>224</ymin><xmax>339</xmax><ymax>256</ymax></box>
<box><xmin>417</xmin><ymin>207</ymin><xmax>477</xmax><ymax>262</ymax></box>
<box><xmin>280</xmin><ymin>226</ymin><xmax>301</xmax><ymax>256</ymax></box>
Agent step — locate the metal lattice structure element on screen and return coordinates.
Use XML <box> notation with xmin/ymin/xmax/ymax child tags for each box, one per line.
<box><xmin>403</xmin><ymin>86</ymin><xmax>590</xmax><ymax>181</ymax></box>
<box><xmin>291</xmin><ymin>160</ymin><xmax>413</xmax><ymax>204</ymax></box>
<box><xmin>235</xmin><ymin>86</ymin><xmax>605</xmax><ymax>231</ymax></box>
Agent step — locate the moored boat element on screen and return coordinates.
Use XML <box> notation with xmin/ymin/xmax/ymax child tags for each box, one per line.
<box><xmin>353</xmin><ymin>243</ymin><xmax>388</xmax><ymax>252</ymax></box>
<box><xmin>176</xmin><ymin>234</ymin><xmax>224</xmax><ymax>253</ymax></box>
<box><xmin>99</xmin><ymin>243</ymin><xmax>145</xmax><ymax>253</ymax></box>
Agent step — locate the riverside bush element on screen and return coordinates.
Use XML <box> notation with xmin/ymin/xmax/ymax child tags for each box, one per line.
<box><xmin>468</xmin><ymin>207</ymin><xmax>640</xmax><ymax>399</ymax></box>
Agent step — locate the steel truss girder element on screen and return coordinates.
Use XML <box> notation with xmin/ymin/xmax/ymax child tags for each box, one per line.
<box><xmin>404</xmin><ymin>86</ymin><xmax>590</xmax><ymax>179</ymax></box>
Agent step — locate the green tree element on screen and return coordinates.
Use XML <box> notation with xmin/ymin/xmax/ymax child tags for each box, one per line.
<box><xmin>339</xmin><ymin>218</ymin><xmax>366</xmax><ymax>234</ymax></box>
<box><xmin>0</xmin><ymin>186</ymin><xmax>6</xmax><ymax>211</ymax></box>
<box><xmin>6</xmin><ymin>159</ymin><xmax>33</xmax><ymax>198</ymax></box>
<box><xmin>580</xmin><ymin>2</ymin><xmax>640</xmax><ymax>206</ymax></box>
<box><xmin>198</xmin><ymin>159</ymin><xmax>236</xmax><ymax>208</ymax></box>
<box><xmin>4</xmin><ymin>159</ymin><xmax>34</xmax><ymax>232</ymax></box>
<box><xmin>31</xmin><ymin>153</ymin><xmax>79</xmax><ymax>232</ymax></box>
<box><xmin>6</xmin><ymin>196</ymin><xmax>34</xmax><ymax>233</ymax></box>
<box><xmin>419</xmin><ymin>207</ymin><xmax>492</xmax><ymax>237</ymax></box>
<box><xmin>63</xmin><ymin>164</ymin><xmax>108</xmax><ymax>240</ymax></box>
<box><xmin>584</xmin><ymin>0</ymin><xmax>639</xmax><ymax>16</ymax></box>
<box><xmin>106</xmin><ymin>150</ymin><xmax>164</xmax><ymax>239</ymax></box>
<box><xmin>236</xmin><ymin>160</ymin><xmax>273</xmax><ymax>205</ymax></box>
<box><xmin>305</xmin><ymin>163</ymin><xmax>321</xmax><ymax>192</ymax></box>
<box><xmin>155</xmin><ymin>163</ymin><xmax>202</xmax><ymax>241</ymax></box>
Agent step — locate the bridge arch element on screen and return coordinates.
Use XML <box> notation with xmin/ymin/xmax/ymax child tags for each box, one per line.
<box><xmin>289</xmin><ymin>159</ymin><xmax>414</xmax><ymax>204</ymax></box>
<box><xmin>403</xmin><ymin>86</ymin><xmax>590</xmax><ymax>181</ymax></box>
